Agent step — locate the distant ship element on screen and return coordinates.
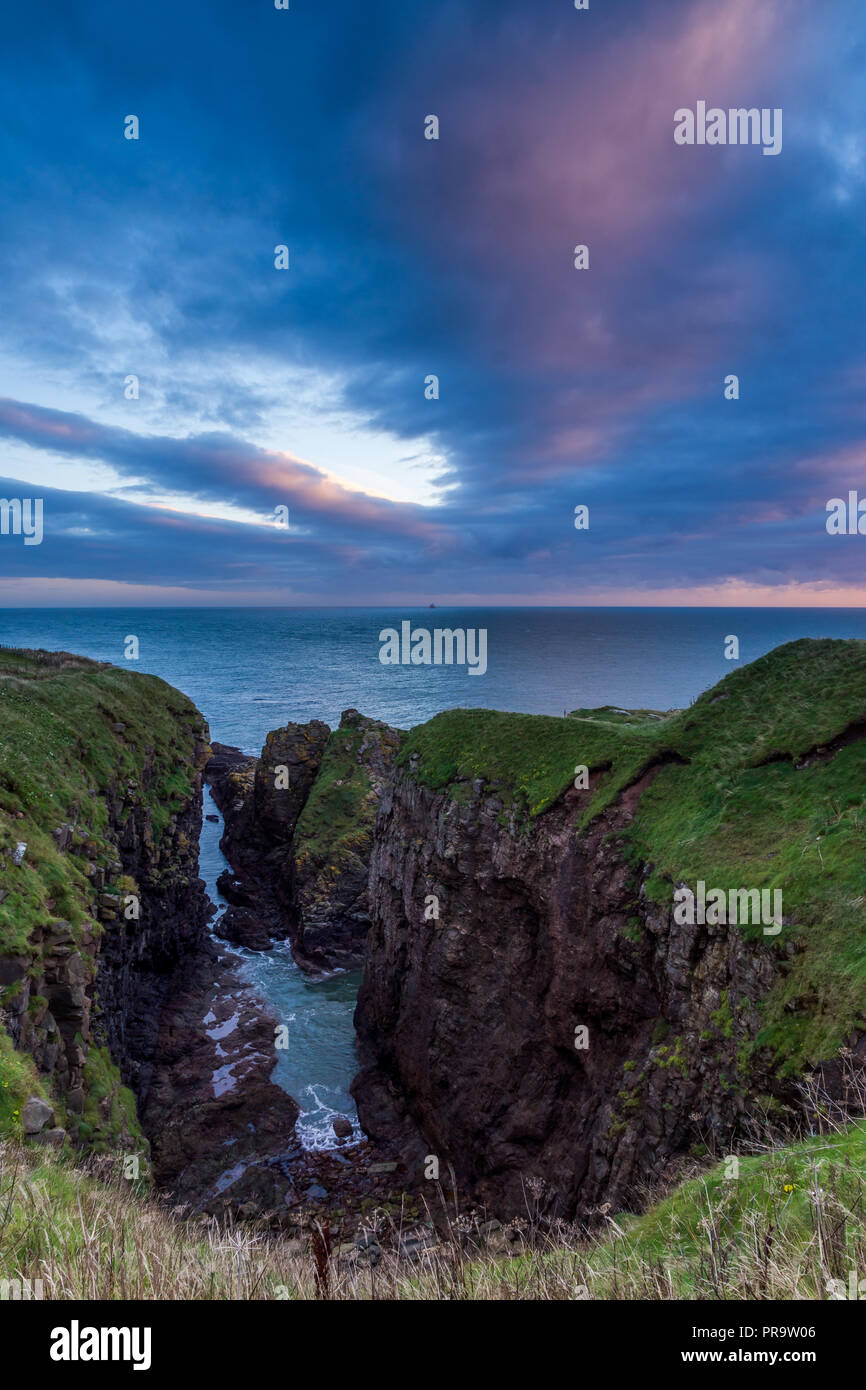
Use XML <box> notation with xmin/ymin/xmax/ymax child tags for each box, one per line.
<box><xmin>429</xmin><ymin>602</ymin><xmax>436</xmax><ymax>608</ymax></box>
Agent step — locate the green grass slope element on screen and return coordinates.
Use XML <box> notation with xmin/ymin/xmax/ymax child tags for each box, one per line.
<box><xmin>0</xmin><ymin>647</ymin><xmax>204</xmax><ymax>956</ymax></box>
<box><xmin>400</xmin><ymin>640</ymin><xmax>866</xmax><ymax>1073</ymax></box>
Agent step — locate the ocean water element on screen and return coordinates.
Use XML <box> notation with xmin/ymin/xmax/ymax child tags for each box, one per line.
<box><xmin>2</xmin><ymin>606</ymin><xmax>866</xmax><ymax>753</ymax></box>
<box><xmin>4</xmin><ymin>605</ymin><xmax>866</xmax><ymax>1147</ymax></box>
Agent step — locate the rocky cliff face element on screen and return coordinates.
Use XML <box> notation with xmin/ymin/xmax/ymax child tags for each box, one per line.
<box><xmin>292</xmin><ymin>711</ymin><xmax>402</xmax><ymax>970</ymax></box>
<box><xmin>209</xmin><ymin>710</ymin><xmax>400</xmax><ymax>972</ymax></box>
<box><xmin>0</xmin><ymin>649</ymin><xmax>302</xmax><ymax>1209</ymax></box>
<box><xmin>353</xmin><ymin>642</ymin><xmax>866</xmax><ymax>1220</ymax></box>
<box><xmin>93</xmin><ymin>736</ymin><xmax>212</xmax><ymax>1109</ymax></box>
<box><xmin>0</xmin><ymin>649</ymin><xmax>213</xmax><ymax>1151</ymax></box>
<box><xmin>353</xmin><ymin>766</ymin><xmax>778</xmax><ymax>1219</ymax></box>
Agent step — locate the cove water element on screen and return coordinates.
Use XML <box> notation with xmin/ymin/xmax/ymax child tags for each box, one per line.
<box><xmin>4</xmin><ymin>606</ymin><xmax>866</xmax><ymax>1148</ymax></box>
<box><xmin>198</xmin><ymin>804</ymin><xmax>362</xmax><ymax>1149</ymax></box>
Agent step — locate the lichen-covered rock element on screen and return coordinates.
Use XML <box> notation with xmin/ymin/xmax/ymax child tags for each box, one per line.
<box><xmin>21</xmin><ymin>1095</ymin><xmax>54</xmax><ymax>1133</ymax></box>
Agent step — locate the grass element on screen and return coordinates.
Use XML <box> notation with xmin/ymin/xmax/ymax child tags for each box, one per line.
<box><xmin>400</xmin><ymin>639</ymin><xmax>866</xmax><ymax>1074</ymax></box>
<box><xmin>293</xmin><ymin>718</ymin><xmax>402</xmax><ymax>895</ymax></box>
<box><xmin>294</xmin><ymin>725</ymin><xmax>377</xmax><ymax>868</ymax></box>
<box><xmin>3</xmin><ymin>1085</ymin><xmax>866</xmax><ymax>1299</ymax></box>
<box><xmin>0</xmin><ymin>647</ymin><xmax>208</xmax><ymax>1155</ymax></box>
<box><xmin>75</xmin><ymin>1047</ymin><xmax>141</xmax><ymax>1156</ymax></box>
<box><xmin>574</xmin><ymin>1122</ymin><xmax>866</xmax><ymax>1299</ymax></box>
<box><xmin>0</xmin><ymin>647</ymin><xmax>206</xmax><ymax>955</ymax></box>
<box><xmin>0</xmin><ymin>1031</ymin><xmax>48</xmax><ymax>1137</ymax></box>
<box><xmin>399</xmin><ymin>706</ymin><xmax>657</xmax><ymax>820</ymax></box>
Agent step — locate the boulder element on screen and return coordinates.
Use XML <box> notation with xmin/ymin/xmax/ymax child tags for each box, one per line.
<box><xmin>213</xmin><ymin>907</ymin><xmax>272</xmax><ymax>952</ymax></box>
<box><xmin>21</xmin><ymin>1096</ymin><xmax>54</xmax><ymax>1134</ymax></box>
<box><xmin>31</xmin><ymin>1127</ymin><xmax>67</xmax><ymax>1147</ymax></box>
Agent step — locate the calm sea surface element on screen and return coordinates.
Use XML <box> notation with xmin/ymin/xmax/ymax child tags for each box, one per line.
<box><xmin>2</xmin><ymin>606</ymin><xmax>865</xmax><ymax>751</ymax></box>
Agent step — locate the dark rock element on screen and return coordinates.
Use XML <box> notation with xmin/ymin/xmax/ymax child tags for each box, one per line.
<box><xmin>141</xmin><ymin>947</ymin><xmax>300</xmax><ymax>1207</ymax></box>
<box><xmin>216</xmin><ymin>870</ymin><xmax>253</xmax><ymax>906</ymax></box>
<box><xmin>254</xmin><ymin>721</ymin><xmax>330</xmax><ymax>843</ymax></box>
<box><xmin>332</xmin><ymin>1116</ymin><xmax>353</xmax><ymax>1139</ymax></box>
<box><xmin>214</xmin><ymin>907</ymin><xmax>272</xmax><ymax>952</ymax></box>
<box><xmin>208</xmin><ymin>711</ymin><xmax>399</xmax><ymax>974</ymax></box>
<box><xmin>353</xmin><ymin>762</ymin><xmax>779</xmax><ymax>1221</ymax></box>
<box><xmin>52</xmin><ymin>824</ymin><xmax>74</xmax><ymax>852</ymax></box>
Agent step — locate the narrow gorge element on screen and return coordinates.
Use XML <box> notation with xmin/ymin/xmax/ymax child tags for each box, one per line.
<box><xmin>2</xmin><ymin>638</ymin><xmax>866</xmax><ymax>1236</ymax></box>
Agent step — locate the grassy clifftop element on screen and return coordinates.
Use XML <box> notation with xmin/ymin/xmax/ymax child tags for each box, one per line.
<box><xmin>400</xmin><ymin>639</ymin><xmax>866</xmax><ymax>821</ymax></box>
<box><xmin>0</xmin><ymin>648</ymin><xmax>205</xmax><ymax>955</ymax></box>
<box><xmin>399</xmin><ymin>640</ymin><xmax>866</xmax><ymax>1072</ymax></box>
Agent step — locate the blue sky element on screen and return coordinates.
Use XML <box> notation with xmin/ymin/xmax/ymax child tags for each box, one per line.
<box><xmin>1</xmin><ymin>0</ymin><xmax>865</xmax><ymax>605</ymax></box>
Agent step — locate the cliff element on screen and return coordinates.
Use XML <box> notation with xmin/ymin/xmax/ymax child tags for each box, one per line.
<box><xmin>0</xmin><ymin>647</ymin><xmax>211</xmax><ymax>1152</ymax></box>
<box><xmin>0</xmin><ymin>647</ymin><xmax>304</xmax><ymax>1213</ymax></box>
<box><xmin>353</xmin><ymin>639</ymin><xmax>866</xmax><ymax>1219</ymax></box>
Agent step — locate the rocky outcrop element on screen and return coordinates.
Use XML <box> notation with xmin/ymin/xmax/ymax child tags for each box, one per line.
<box><xmin>208</xmin><ymin>711</ymin><xmax>400</xmax><ymax>973</ymax></box>
<box><xmin>352</xmin><ymin>765</ymin><xmax>783</xmax><ymax>1221</ymax></box>
<box><xmin>255</xmin><ymin>722</ymin><xmax>331</xmax><ymax>847</ymax></box>
<box><xmin>292</xmin><ymin>711</ymin><xmax>402</xmax><ymax>970</ymax></box>
<box><xmin>206</xmin><ymin>729</ymin><xmax>327</xmax><ymax>953</ymax></box>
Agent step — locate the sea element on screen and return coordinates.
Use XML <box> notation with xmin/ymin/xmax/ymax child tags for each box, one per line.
<box><xmin>3</xmin><ymin>605</ymin><xmax>865</xmax><ymax>1146</ymax></box>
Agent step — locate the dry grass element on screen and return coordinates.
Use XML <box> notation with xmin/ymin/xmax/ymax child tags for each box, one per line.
<box><xmin>3</xmin><ymin>1095</ymin><xmax>866</xmax><ymax>1301</ymax></box>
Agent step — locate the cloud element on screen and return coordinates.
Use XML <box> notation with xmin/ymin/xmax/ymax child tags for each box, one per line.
<box><xmin>0</xmin><ymin>0</ymin><xmax>865</xmax><ymax>602</ymax></box>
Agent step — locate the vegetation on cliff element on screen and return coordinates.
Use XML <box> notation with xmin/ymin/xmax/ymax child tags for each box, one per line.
<box><xmin>2</xmin><ymin>1104</ymin><xmax>865</xmax><ymax>1299</ymax></box>
<box><xmin>293</xmin><ymin>712</ymin><xmax>402</xmax><ymax>915</ymax></box>
<box><xmin>398</xmin><ymin>640</ymin><xmax>866</xmax><ymax>1074</ymax></box>
<box><xmin>0</xmin><ymin>647</ymin><xmax>208</xmax><ymax>1153</ymax></box>
<box><xmin>0</xmin><ymin>647</ymin><xmax>204</xmax><ymax>954</ymax></box>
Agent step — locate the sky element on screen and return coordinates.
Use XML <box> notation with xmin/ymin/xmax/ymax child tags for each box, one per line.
<box><xmin>1</xmin><ymin>0</ymin><xmax>865</xmax><ymax>607</ymax></box>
